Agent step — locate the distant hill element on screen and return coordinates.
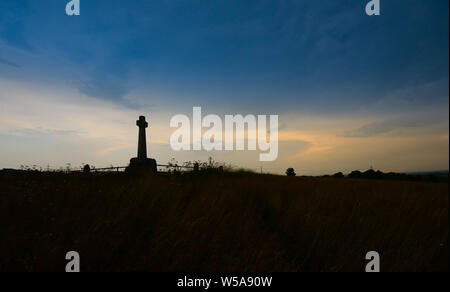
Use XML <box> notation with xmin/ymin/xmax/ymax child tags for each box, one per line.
<box><xmin>345</xmin><ymin>169</ymin><xmax>448</xmax><ymax>183</ymax></box>
<box><xmin>407</xmin><ymin>170</ymin><xmax>449</xmax><ymax>176</ymax></box>
<box><xmin>0</xmin><ymin>168</ymin><xmax>25</xmax><ymax>175</ymax></box>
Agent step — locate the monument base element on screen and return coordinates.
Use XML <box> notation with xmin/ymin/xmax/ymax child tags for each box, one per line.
<box><xmin>126</xmin><ymin>157</ymin><xmax>158</xmax><ymax>173</ymax></box>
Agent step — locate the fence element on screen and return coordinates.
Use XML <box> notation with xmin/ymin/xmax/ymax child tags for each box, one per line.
<box><xmin>17</xmin><ymin>163</ymin><xmax>199</xmax><ymax>173</ymax></box>
<box><xmin>86</xmin><ymin>164</ymin><xmax>195</xmax><ymax>173</ymax></box>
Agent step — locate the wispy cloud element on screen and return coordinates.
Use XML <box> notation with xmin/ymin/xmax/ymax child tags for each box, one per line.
<box><xmin>8</xmin><ymin>127</ymin><xmax>79</xmax><ymax>137</ymax></box>
<box><xmin>0</xmin><ymin>57</ymin><xmax>19</xmax><ymax>68</ymax></box>
<box><xmin>341</xmin><ymin>112</ymin><xmax>448</xmax><ymax>138</ymax></box>
<box><xmin>98</xmin><ymin>143</ymin><xmax>134</xmax><ymax>157</ymax></box>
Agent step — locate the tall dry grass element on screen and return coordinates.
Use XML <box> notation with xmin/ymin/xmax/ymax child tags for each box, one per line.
<box><xmin>0</xmin><ymin>172</ymin><xmax>447</xmax><ymax>271</ymax></box>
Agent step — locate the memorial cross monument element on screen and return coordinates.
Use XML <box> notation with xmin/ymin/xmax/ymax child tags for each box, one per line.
<box><xmin>127</xmin><ymin>116</ymin><xmax>157</xmax><ymax>172</ymax></box>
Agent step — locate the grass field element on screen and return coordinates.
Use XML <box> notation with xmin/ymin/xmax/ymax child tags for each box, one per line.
<box><xmin>0</xmin><ymin>172</ymin><xmax>448</xmax><ymax>272</ymax></box>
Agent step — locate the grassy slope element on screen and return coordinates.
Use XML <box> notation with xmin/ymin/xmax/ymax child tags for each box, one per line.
<box><xmin>0</xmin><ymin>172</ymin><xmax>448</xmax><ymax>272</ymax></box>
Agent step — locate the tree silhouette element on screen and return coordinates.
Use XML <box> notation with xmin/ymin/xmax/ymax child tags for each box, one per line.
<box><xmin>286</xmin><ymin>168</ymin><xmax>296</xmax><ymax>177</ymax></box>
<box><xmin>333</xmin><ymin>172</ymin><xmax>344</xmax><ymax>178</ymax></box>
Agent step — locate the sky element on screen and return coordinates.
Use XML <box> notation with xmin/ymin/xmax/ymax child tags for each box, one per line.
<box><xmin>0</xmin><ymin>0</ymin><xmax>448</xmax><ymax>175</ymax></box>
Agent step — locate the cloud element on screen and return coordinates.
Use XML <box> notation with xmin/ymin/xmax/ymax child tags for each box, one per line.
<box><xmin>0</xmin><ymin>57</ymin><xmax>19</xmax><ymax>68</ymax></box>
<box><xmin>306</xmin><ymin>145</ymin><xmax>333</xmax><ymax>154</ymax></box>
<box><xmin>77</xmin><ymin>76</ymin><xmax>133</xmax><ymax>103</ymax></box>
<box><xmin>98</xmin><ymin>143</ymin><xmax>134</xmax><ymax>157</ymax></box>
<box><xmin>374</xmin><ymin>78</ymin><xmax>449</xmax><ymax>111</ymax></box>
<box><xmin>277</xmin><ymin>130</ymin><xmax>333</xmax><ymax>157</ymax></box>
<box><xmin>7</xmin><ymin>127</ymin><xmax>79</xmax><ymax>137</ymax></box>
<box><xmin>0</xmin><ymin>78</ymin><xmax>140</xmax><ymax>143</ymax></box>
<box><xmin>342</xmin><ymin>112</ymin><xmax>448</xmax><ymax>138</ymax></box>
<box><xmin>342</xmin><ymin>119</ymin><xmax>417</xmax><ymax>138</ymax></box>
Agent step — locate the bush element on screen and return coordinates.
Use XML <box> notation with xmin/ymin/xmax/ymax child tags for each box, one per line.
<box><xmin>333</xmin><ymin>172</ymin><xmax>344</xmax><ymax>178</ymax></box>
<box><xmin>286</xmin><ymin>168</ymin><xmax>296</xmax><ymax>176</ymax></box>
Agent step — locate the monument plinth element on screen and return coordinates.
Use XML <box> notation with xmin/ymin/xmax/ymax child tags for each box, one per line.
<box><xmin>127</xmin><ymin>116</ymin><xmax>157</xmax><ymax>172</ymax></box>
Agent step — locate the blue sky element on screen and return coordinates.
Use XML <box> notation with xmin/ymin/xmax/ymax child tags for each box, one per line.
<box><xmin>0</xmin><ymin>0</ymin><xmax>448</xmax><ymax>174</ymax></box>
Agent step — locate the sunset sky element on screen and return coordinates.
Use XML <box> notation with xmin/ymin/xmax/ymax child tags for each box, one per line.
<box><xmin>0</xmin><ymin>0</ymin><xmax>448</xmax><ymax>175</ymax></box>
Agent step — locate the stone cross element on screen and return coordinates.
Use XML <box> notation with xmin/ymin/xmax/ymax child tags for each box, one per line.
<box><xmin>136</xmin><ymin>116</ymin><xmax>148</xmax><ymax>161</ymax></box>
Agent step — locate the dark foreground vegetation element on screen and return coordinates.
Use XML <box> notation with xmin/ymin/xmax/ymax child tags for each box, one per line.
<box><xmin>0</xmin><ymin>171</ymin><xmax>448</xmax><ymax>272</ymax></box>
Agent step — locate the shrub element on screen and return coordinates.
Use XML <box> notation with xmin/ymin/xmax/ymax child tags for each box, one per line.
<box><xmin>286</xmin><ymin>168</ymin><xmax>296</xmax><ymax>176</ymax></box>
